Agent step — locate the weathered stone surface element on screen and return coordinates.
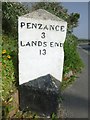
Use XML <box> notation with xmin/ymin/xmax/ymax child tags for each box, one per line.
<box><xmin>19</xmin><ymin>74</ymin><xmax>61</xmax><ymax>116</ymax></box>
<box><xmin>23</xmin><ymin>9</ymin><xmax>65</xmax><ymax>21</ymax></box>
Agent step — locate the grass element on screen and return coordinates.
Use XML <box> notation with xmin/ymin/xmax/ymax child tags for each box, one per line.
<box><xmin>2</xmin><ymin>35</ymin><xmax>18</xmax><ymax>100</ymax></box>
<box><xmin>2</xmin><ymin>35</ymin><xmax>18</xmax><ymax>117</ymax></box>
<box><xmin>0</xmin><ymin>45</ymin><xmax>1</xmax><ymax>62</ymax></box>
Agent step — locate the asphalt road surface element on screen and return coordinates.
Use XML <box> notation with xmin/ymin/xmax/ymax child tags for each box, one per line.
<box><xmin>79</xmin><ymin>44</ymin><xmax>90</xmax><ymax>53</ymax></box>
<box><xmin>62</xmin><ymin>44</ymin><xmax>89</xmax><ymax>118</ymax></box>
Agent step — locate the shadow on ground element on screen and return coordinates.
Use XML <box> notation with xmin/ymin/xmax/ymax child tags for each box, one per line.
<box><xmin>62</xmin><ymin>85</ymin><xmax>88</xmax><ymax>118</ymax></box>
<box><xmin>62</xmin><ymin>92</ymin><xmax>88</xmax><ymax>111</ymax></box>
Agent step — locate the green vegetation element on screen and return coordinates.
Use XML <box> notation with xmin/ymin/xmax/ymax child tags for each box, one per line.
<box><xmin>2</xmin><ymin>2</ymin><xmax>29</xmax><ymax>118</ymax></box>
<box><xmin>61</xmin><ymin>34</ymin><xmax>84</xmax><ymax>90</ymax></box>
<box><xmin>0</xmin><ymin>36</ymin><xmax>2</xmax><ymax>62</ymax></box>
<box><xmin>2</xmin><ymin>35</ymin><xmax>17</xmax><ymax>118</ymax></box>
<box><xmin>2</xmin><ymin>35</ymin><xmax>17</xmax><ymax>100</ymax></box>
<box><xmin>2</xmin><ymin>2</ymin><xmax>29</xmax><ymax>38</ymax></box>
<box><xmin>2</xmin><ymin>2</ymin><xmax>84</xmax><ymax>118</ymax></box>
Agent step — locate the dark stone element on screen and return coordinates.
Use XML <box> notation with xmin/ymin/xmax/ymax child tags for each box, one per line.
<box><xmin>19</xmin><ymin>74</ymin><xmax>61</xmax><ymax>116</ymax></box>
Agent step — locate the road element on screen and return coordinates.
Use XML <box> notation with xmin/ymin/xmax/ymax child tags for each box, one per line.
<box><xmin>79</xmin><ymin>43</ymin><xmax>90</xmax><ymax>54</ymax></box>
<box><xmin>62</xmin><ymin>44</ymin><xmax>89</xmax><ymax>118</ymax></box>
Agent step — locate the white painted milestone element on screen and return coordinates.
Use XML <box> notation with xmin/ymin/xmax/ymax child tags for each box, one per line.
<box><xmin>18</xmin><ymin>9</ymin><xmax>67</xmax><ymax>85</ymax></box>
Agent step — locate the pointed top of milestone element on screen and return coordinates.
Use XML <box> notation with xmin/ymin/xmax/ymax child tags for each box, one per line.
<box><xmin>20</xmin><ymin>9</ymin><xmax>65</xmax><ymax>22</ymax></box>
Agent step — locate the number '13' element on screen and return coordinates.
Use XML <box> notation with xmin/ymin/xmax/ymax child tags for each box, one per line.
<box><xmin>40</xmin><ymin>49</ymin><xmax>46</xmax><ymax>55</ymax></box>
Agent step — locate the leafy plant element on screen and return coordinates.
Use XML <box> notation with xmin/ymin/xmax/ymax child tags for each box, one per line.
<box><xmin>2</xmin><ymin>35</ymin><xmax>18</xmax><ymax>118</ymax></box>
<box><xmin>2</xmin><ymin>50</ymin><xmax>16</xmax><ymax>100</ymax></box>
<box><xmin>61</xmin><ymin>34</ymin><xmax>84</xmax><ymax>90</ymax></box>
<box><xmin>51</xmin><ymin>113</ymin><xmax>57</xmax><ymax>120</ymax></box>
<box><xmin>64</xmin><ymin>34</ymin><xmax>84</xmax><ymax>73</ymax></box>
<box><xmin>2</xmin><ymin>97</ymin><xmax>14</xmax><ymax>118</ymax></box>
<box><xmin>2</xmin><ymin>2</ymin><xmax>29</xmax><ymax>38</ymax></box>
